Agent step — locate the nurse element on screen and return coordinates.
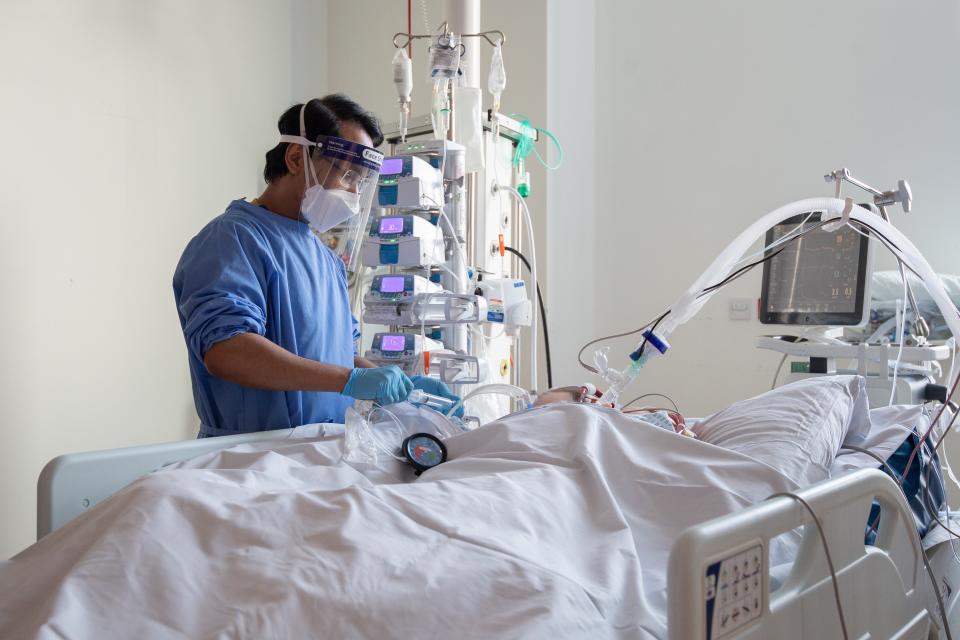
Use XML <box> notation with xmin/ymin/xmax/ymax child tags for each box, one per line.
<box><xmin>174</xmin><ymin>95</ymin><xmax>459</xmax><ymax>437</ymax></box>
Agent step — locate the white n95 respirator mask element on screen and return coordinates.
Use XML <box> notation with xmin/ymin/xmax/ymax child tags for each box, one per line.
<box><xmin>298</xmin><ymin>181</ymin><xmax>360</xmax><ymax>232</ymax></box>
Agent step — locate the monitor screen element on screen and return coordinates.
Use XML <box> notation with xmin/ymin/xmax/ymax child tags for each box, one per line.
<box><xmin>380</xmin><ymin>158</ymin><xmax>404</xmax><ymax>176</ymax></box>
<box><xmin>379</xmin><ymin>217</ymin><xmax>404</xmax><ymax>234</ymax></box>
<box><xmin>760</xmin><ymin>211</ymin><xmax>871</xmax><ymax>326</ymax></box>
<box><xmin>381</xmin><ymin>335</ymin><xmax>406</xmax><ymax>352</ymax></box>
<box><xmin>379</xmin><ymin>276</ymin><xmax>405</xmax><ymax>293</ymax></box>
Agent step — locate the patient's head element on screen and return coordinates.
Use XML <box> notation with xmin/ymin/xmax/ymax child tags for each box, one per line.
<box><xmin>530</xmin><ymin>386</ymin><xmax>694</xmax><ymax>437</ymax></box>
<box><xmin>531</xmin><ymin>385</ymin><xmax>611</xmax><ymax>407</ymax></box>
<box><xmin>532</xmin><ymin>386</ymin><xmax>583</xmax><ymax>407</ymax></box>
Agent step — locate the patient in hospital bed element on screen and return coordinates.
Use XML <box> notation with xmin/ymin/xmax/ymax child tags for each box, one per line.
<box><xmin>0</xmin><ymin>373</ymin><xmax>934</xmax><ymax>640</ymax></box>
<box><xmin>528</xmin><ymin>375</ymin><xmax>878</xmax><ymax>489</ymax></box>
<box><xmin>531</xmin><ymin>385</ymin><xmax>697</xmax><ymax>437</ymax></box>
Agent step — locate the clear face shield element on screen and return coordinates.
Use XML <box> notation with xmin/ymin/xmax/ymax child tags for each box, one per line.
<box><xmin>279</xmin><ymin>112</ymin><xmax>383</xmax><ymax>271</ymax></box>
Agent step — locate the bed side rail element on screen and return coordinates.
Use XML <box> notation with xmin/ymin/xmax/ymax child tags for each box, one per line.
<box><xmin>37</xmin><ymin>428</ymin><xmax>297</xmax><ymax>539</ymax></box>
<box><xmin>668</xmin><ymin>468</ymin><xmax>934</xmax><ymax>640</ymax></box>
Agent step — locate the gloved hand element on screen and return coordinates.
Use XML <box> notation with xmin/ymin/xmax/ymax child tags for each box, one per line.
<box><xmin>410</xmin><ymin>375</ymin><xmax>464</xmax><ymax>417</ymax></box>
<box><xmin>342</xmin><ymin>366</ymin><xmax>414</xmax><ymax>405</ymax></box>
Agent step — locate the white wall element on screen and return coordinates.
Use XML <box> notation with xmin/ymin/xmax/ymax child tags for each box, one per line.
<box><xmin>589</xmin><ymin>0</ymin><xmax>960</xmax><ymax>416</ymax></box>
<box><xmin>545</xmin><ymin>2</ymin><xmax>595</xmax><ymax>388</ymax></box>
<box><xmin>0</xmin><ymin>0</ymin><xmax>327</xmax><ymax>558</ymax></box>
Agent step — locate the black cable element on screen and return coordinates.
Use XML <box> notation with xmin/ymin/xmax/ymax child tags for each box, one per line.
<box><xmin>634</xmin><ymin>243</ymin><xmax>789</xmax><ymax>356</ymax></box>
<box><xmin>767</xmin><ymin>492</ymin><xmax>849</xmax><ymax>640</ymax></box>
<box><xmin>636</xmin><ymin>311</ymin><xmax>670</xmax><ymax>357</ymax></box>
<box><xmin>621</xmin><ymin>393</ymin><xmax>680</xmax><ymax>413</ymax></box>
<box><xmin>574</xmin><ymin>221</ymin><xmax>809</xmax><ymax>368</ymax></box>
<box><xmin>635</xmin><ymin>217</ymin><xmax>896</xmax><ymax>355</ymax></box>
<box><xmin>503</xmin><ymin>246</ymin><xmax>553</xmax><ymax>388</ymax></box>
<box><xmin>577</xmin><ymin>323</ymin><xmax>652</xmax><ymax>374</ymax></box>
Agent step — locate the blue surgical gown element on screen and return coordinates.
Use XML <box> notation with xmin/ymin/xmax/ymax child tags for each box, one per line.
<box><xmin>173</xmin><ymin>199</ymin><xmax>358</xmax><ymax>437</ymax></box>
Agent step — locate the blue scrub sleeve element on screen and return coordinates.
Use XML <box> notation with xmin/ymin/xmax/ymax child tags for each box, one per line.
<box><xmin>176</xmin><ymin>220</ymin><xmax>269</xmax><ymax>360</ymax></box>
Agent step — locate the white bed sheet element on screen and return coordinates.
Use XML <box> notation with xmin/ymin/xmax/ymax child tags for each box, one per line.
<box><xmin>0</xmin><ymin>404</ymin><xmax>806</xmax><ymax>640</ymax></box>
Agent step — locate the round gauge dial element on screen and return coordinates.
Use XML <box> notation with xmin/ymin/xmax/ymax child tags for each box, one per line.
<box><xmin>402</xmin><ymin>433</ymin><xmax>447</xmax><ymax>475</ymax></box>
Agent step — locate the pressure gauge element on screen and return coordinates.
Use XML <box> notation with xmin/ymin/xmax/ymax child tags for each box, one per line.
<box><xmin>402</xmin><ymin>433</ymin><xmax>447</xmax><ymax>475</ymax></box>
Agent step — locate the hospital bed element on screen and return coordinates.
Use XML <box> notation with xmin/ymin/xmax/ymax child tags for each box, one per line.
<box><xmin>35</xmin><ymin>448</ymin><xmax>960</xmax><ymax>638</ymax></box>
<box><xmin>16</xmin><ymin>395</ymin><xmax>960</xmax><ymax>640</ymax></box>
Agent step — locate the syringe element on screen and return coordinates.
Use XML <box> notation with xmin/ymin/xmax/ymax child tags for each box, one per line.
<box><xmin>408</xmin><ymin>388</ymin><xmax>456</xmax><ymax>412</ymax></box>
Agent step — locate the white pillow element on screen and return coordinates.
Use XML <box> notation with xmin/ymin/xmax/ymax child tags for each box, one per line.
<box><xmin>692</xmin><ymin>376</ymin><xmax>871</xmax><ymax>486</ymax></box>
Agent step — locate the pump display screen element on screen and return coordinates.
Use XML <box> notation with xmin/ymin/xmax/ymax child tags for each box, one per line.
<box><xmin>379</xmin><ymin>217</ymin><xmax>405</xmax><ymax>234</ymax></box>
<box><xmin>380</xmin><ymin>158</ymin><xmax>404</xmax><ymax>176</ymax></box>
<box><xmin>379</xmin><ymin>276</ymin><xmax>405</xmax><ymax>293</ymax></box>
<box><xmin>381</xmin><ymin>335</ymin><xmax>406</xmax><ymax>352</ymax></box>
<box><xmin>760</xmin><ymin>211</ymin><xmax>870</xmax><ymax>326</ymax></box>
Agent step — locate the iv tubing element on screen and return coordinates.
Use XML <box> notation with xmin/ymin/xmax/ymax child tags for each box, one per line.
<box><xmin>362</xmin><ymin>403</ymin><xmax>409</xmax><ymax>462</ymax></box>
<box><xmin>436</xmin><ymin>207</ymin><xmax>470</xmax><ymax>289</ymax></box>
<box><xmin>445</xmin><ymin>383</ymin><xmax>533</xmax><ymax>418</ymax></box>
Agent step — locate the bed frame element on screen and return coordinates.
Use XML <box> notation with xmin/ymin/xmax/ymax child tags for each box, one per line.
<box><xmin>669</xmin><ymin>468</ymin><xmax>959</xmax><ymax>639</ymax></box>
<box><xmin>37</xmin><ymin>437</ymin><xmax>960</xmax><ymax>639</ymax></box>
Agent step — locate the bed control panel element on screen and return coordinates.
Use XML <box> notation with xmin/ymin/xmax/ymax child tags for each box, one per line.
<box><xmin>703</xmin><ymin>541</ymin><xmax>763</xmax><ymax>639</ymax></box>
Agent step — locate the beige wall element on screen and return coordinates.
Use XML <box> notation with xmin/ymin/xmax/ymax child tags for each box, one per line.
<box><xmin>0</xmin><ymin>0</ymin><xmax>327</xmax><ymax>558</ymax></box>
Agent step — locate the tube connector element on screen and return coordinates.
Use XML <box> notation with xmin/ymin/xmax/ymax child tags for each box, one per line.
<box><xmin>629</xmin><ymin>330</ymin><xmax>670</xmax><ymax>361</ymax></box>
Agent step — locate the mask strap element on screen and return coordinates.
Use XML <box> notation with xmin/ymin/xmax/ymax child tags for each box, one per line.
<box><xmin>278</xmin><ymin>134</ymin><xmax>315</xmax><ymax>147</ymax></box>
<box><xmin>281</xmin><ymin>103</ymin><xmax>324</xmax><ymax>191</ymax></box>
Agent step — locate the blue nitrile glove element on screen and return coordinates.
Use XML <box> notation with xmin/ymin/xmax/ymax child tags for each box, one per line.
<box><xmin>410</xmin><ymin>375</ymin><xmax>464</xmax><ymax>417</ymax></box>
<box><xmin>342</xmin><ymin>366</ymin><xmax>414</xmax><ymax>405</ymax></box>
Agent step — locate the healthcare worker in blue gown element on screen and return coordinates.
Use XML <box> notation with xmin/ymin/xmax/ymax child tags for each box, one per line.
<box><xmin>174</xmin><ymin>95</ymin><xmax>459</xmax><ymax>437</ymax></box>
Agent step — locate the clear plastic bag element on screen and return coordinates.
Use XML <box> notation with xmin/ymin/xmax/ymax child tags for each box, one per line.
<box><xmin>342</xmin><ymin>401</ymin><xmax>466</xmax><ymax>470</ymax></box>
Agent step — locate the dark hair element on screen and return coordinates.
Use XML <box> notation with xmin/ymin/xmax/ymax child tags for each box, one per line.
<box><xmin>263</xmin><ymin>93</ymin><xmax>384</xmax><ymax>183</ymax></box>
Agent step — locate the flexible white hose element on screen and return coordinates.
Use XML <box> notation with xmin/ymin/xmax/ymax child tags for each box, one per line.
<box><xmin>656</xmin><ymin>197</ymin><xmax>960</xmax><ymax>391</ymax></box>
<box><xmin>660</xmin><ymin>198</ymin><xmax>847</xmax><ymax>336</ymax></box>
<box><xmin>445</xmin><ymin>383</ymin><xmax>533</xmax><ymax>419</ymax></box>
<box><xmin>498</xmin><ymin>185</ymin><xmax>539</xmax><ymax>391</ymax></box>
<box><xmin>731</xmin><ymin>211</ymin><xmax>816</xmax><ymax>274</ymax></box>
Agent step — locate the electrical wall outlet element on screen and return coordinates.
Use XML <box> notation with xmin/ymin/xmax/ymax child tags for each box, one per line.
<box><xmin>729</xmin><ymin>298</ymin><xmax>752</xmax><ymax>321</ymax></box>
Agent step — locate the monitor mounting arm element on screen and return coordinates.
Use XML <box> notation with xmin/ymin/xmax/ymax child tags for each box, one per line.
<box><xmin>823</xmin><ymin>168</ymin><xmax>928</xmax><ymax>341</ymax></box>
